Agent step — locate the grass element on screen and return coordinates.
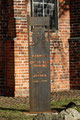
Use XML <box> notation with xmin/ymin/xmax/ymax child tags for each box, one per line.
<box><xmin>0</xmin><ymin>110</ymin><xmax>33</xmax><ymax>120</ymax></box>
<box><xmin>51</xmin><ymin>98</ymin><xmax>80</xmax><ymax>112</ymax></box>
<box><xmin>0</xmin><ymin>97</ymin><xmax>33</xmax><ymax>120</ymax></box>
<box><xmin>0</xmin><ymin>96</ymin><xmax>80</xmax><ymax>120</ymax></box>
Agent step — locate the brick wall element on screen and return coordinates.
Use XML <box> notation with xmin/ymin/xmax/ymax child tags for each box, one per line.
<box><xmin>70</xmin><ymin>0</ymin><xmax>80</xmax><ymax>37</ymax></box>
<box><xmin>6</xmin><ymin>0</ymin><xmax>29</xmax><ymax>96</ymax></box>
<box><xmin>0</xmin><ymin>0</ymin><xmax>80</xmax><ymax>96</ymax></box>
<box><xmin>0</xmin><ymin>0</ymin><xmax>8</xmax><ymax>95</ymax></box>
<box><xmin>69</xmin><ymin>38</ymin><xmax>80</xmax><ymax>89</ymax></box>
<box><xmin>14</xmin><ymin>0</ymin><xmax>70</xmax><ymax>96</ymax></box>
<box><xmin>50</xmin><ymin>0</ymin><xmax>70</xmax><ymax>91</ymax></box>
<box><xmin>69</xmin><ymin>0</ymin><xmax>80</xmax><ymax>89</ymax></box>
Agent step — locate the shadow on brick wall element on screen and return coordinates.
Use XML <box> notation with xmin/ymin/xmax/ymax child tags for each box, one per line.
<box><xmin>69</xmin><ymin>0</ymin><xmax>80</xmax><ymax>90</ymax></box>
<box><xmin>0</xmin><ymin>0</ymin><xmax>16</xmax><ymax>96</ymax></box>
<box><xmin>0</xmin><ymin>0</ymin><xmax>7</xmax><ymax>95</ymax></box>
<box><xmin>5</xmin><ymin>0</ymin><xmax>16</xmax><ymax>96</ymax></box>
<box><xmin>59</xmin><ymin>0</ymin><xmax>80</xmax><ymax>90</ymax></box>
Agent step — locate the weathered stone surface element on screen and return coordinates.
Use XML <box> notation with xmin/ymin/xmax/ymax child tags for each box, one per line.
<box><xmin>74</xmin><ymin>101</ymin><xmax>80</xmax><ymax>107</ymax></box>
<box><xmin>33</xmin><ymin>113</ymin><xmax>63</xmax><ymax>120</ymax></box>
<box><xmin>33</xmin><ymin>113</ymin><xmax>52</xmax><ymax>120</ymax></box>
<box><xmin>60</xmin><ymin>108</ymin><xmax>80</xmax><ymax>120</ymax></box>
<box><xmin>33</xmin><ymin>101</ymin><xmax>80</xmax><ymax>120</ymax></box>
<box><xmin>33</xmin><ymin>108</ymin><xmax>80</xmax><ymax>120</ymax></box>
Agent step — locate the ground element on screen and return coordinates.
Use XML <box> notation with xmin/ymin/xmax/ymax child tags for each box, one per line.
<box><xmin>0</xmin><ymin>90</ymin><xmax>80</xmax><ymax>120</ymax></box>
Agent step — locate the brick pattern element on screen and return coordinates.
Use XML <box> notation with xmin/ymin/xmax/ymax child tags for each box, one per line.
<box><xmin>5</xmin><ymin>0</ymin><xmax>15</xmax><ymax>96</ymax></box>
<box><xmin>70</xmin><ymin>0</ymin><xmax>80</xmax><ymax>37</ymax></box>
<box><xmin>50</xmin><ymin>0</ymin><xmax>70</xmax><ymax>91</ymax></box>
<box><xmin>13</xmin><ymin>0</ymin><xmax>29</xmax><ymax>97</ymax></box>
<box><xmin>69</xmin><ymin>38</ymin><xmax>80</xmax><ymax>89</ymax></box>
<box><xmin>0</xmin><ymin>0</ymin><xmax>80</xmax><ymax>96</ymax></box>
<box><xmin>69</xmin><ymin>0</ymin><xmax>80</xmax><ymax>89</ymax></box>
<box><xmin>5</xmin><ymin>0</ymin><xmax>29</xmax><ymax>97</ymax></box>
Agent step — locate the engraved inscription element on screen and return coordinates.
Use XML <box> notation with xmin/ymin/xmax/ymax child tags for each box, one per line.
<box><xmin>29</xmin><ymin>18</ymin><xmax>50</xmax><ymax>112</ymax></box>
<box><xmin>30</xmin><ymin>27</ymin><xmax>50</xmax><ymax>85</ymax></box>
